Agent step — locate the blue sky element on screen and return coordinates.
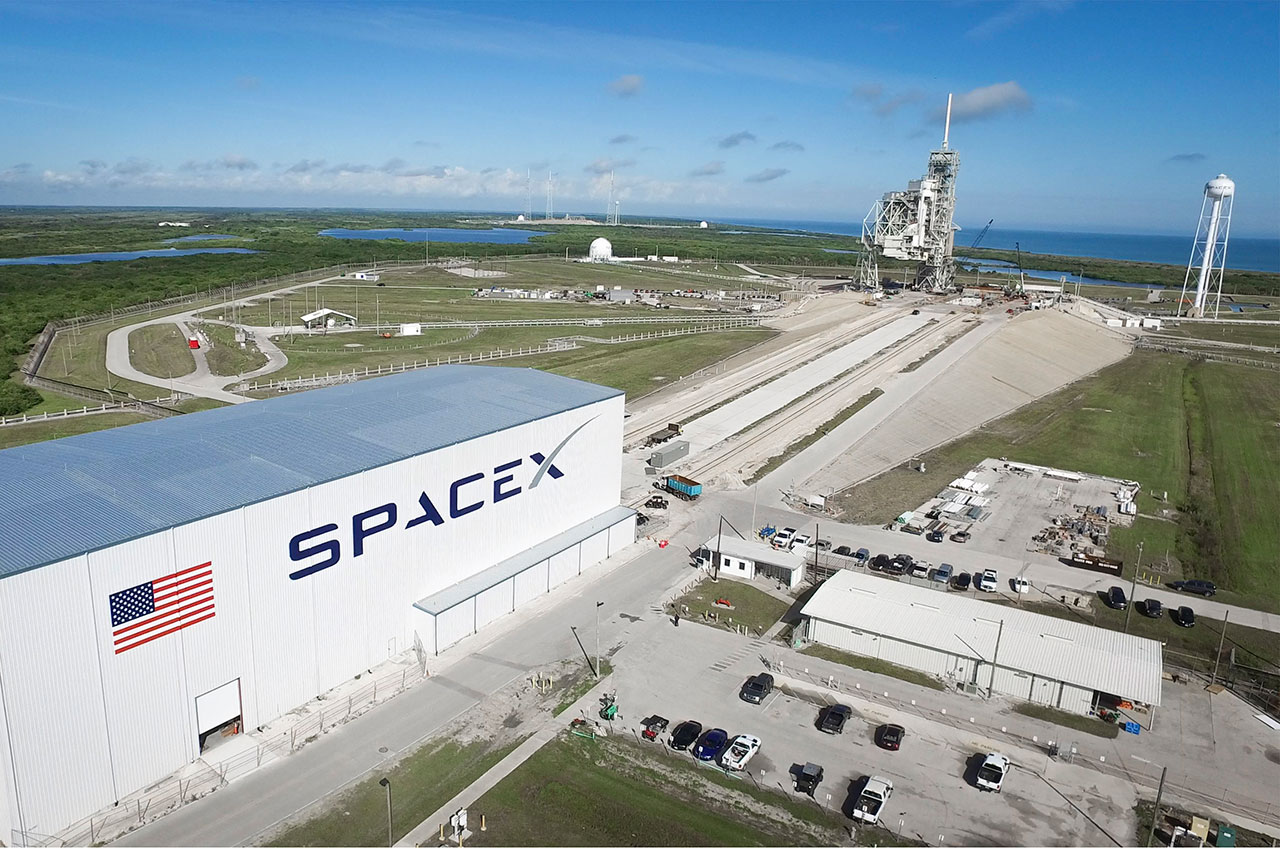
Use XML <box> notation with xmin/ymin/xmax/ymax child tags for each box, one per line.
<box><xmin>1</xmin><ymin>1</ymin><xmax>1277</xmax><ymax>235</ymax></box>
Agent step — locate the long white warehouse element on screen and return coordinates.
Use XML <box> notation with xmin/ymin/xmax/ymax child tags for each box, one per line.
<box><xmin>800</xmin><ymin>570</ymin><xmax>1162</xmax><ymax>718</ymax></box>
<box><xmin>0</xmin><ymin>365</ymin><xmax>633</xmax><ymax>846</ymax></box>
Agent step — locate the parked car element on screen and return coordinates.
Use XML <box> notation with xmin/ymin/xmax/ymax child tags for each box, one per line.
<box><xmin>877</xmin><ymin>723</ymin><xmax>906</xmax><ymax>751</ymax></box>
<box><xmin>950</xmin><ymin>530</ymin><xmax>971</xmax><ymax>543</ymax></box>
<box><xmin>720</xmin><ymin>734</ymin><xmax>761</xmax><ymax>771</ymax></box>
<box><xmin>1175</xmin><ymin>606</ymin><xmax>1196</xmax><ymax>628</ymax></box>
<box><xmin>976</xmin><ymin>569</ymin><xmax>999</xmax><ymax>592</ymax></box>
<box><xmin>790</xmin><ymin>534</ymin><xmax>813</xmax><ymax>552</ymax></box>
<box><xmin>815</xmin><ymin>539</ymin><xmax>833</xmax><ymax>552</ymax></box>
<box><xmin>870</xmin><ymin>554</ymin><xmax>891</xmax><ymax>572</ymax></box>
<box><xmin>908</xmin><ymin>563</ymin><xmax>930</xmax><ymax>580</ymax></box>
<box><xmin>931</xmin><ymin>563</ymin><xmax>954</xmax><ymax>583</ymax></box>
<box><xmin>854</xmin><ymin>547</ymin><xmax>871</xmax><ymax>562</ymax></box>
<box><xmin>1140</xmin><ymin>599</ymin><xmax>1163</xmax><ymax>619</ymax></box>
<box><xmin>795</xmin><ymin>762</ymin><xmax>824</xmax><ymax>796</ymax></box>
<box><xmin>1169</xmin><ymin>579</ymin><xmax>1217</xmax><ymax>597</ymax></box>
<box><xmin>740</xmin><ymin>672</ymin><xmax>775</xmax><ymax>704</ymax></box>
<box><xmin>669</xmin><ymin>720</ymin><xmax>702</xmax><ymax>751</ymax></box>
<box><xmin>772</xmin><ymin>527</ymin><xmax>796</xmax><ymax>549</ymax></box>
<box><xmin>1106</xmin><ymin>586</ymin><xmax>1128</xmax><ymax>610</ymax></box>
<box><xmin>926</xmin><ymin>530</ymin><xmax>945</xmax><ymax>543</ymax></box>
<box><xmin>976</xmin><ymin>753</ymin><xmax>1010</xmax><ymax>792</ymax></box>
<box><xmin>834</xmin><ymin>545</ymin><xmax>853</xmax><ymax>557</ymax></box>
<box><xmin>1012</xmin><ymin>576</ymin><xmax>1031</xmax><ymax>594</ymax></box>
<box><xmin>694</xmin><ymin>728</ymin><xmax>729</xmax><ymax>760</ymax></box>
<box><xmin>818</xmin><ymin>704</ymin><xmax>852</xmax><ymax>734</ymax></box>
<box><xmin>951</xmin><ymin>572</ymin><xmax>972</xmax><ymax>590</ymax></box>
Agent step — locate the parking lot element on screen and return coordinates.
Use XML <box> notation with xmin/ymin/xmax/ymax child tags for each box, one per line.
<box><xmin>603</xmin><ymin>613</ymin><xmax>1138</xmax><ymax>846</ymax></box>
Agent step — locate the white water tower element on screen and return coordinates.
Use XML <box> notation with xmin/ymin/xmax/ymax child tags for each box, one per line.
<box><xmin>1178</xmin><ymin>174</ymin><xmax>1235</xmax><ymax>318</ymax></box>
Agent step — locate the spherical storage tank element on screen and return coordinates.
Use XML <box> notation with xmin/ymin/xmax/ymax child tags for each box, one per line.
<box><xmin>589</xmin><ymin>237</ymin><xmax>613</xmax><ymax>261</ymax></box>
<box><xmin>1205</xmin><ymin>174</ymin><xmax>1234</xmax><ymax>199</ymax></box>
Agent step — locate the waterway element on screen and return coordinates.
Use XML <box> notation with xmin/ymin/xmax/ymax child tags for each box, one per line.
<box><xmin>0</xmin><ymin>247</ymin><xmax>259</xmax><ymax>266</ymax></box>
<box><xmin>725</xmin><ymin>217</ymin><xmax>1279</xmax><ymax>273</ymax></box>
<box><xmin>319</xmin><ymin>227</ymin><xmax>549</xmax><ymax>244</ymax></box>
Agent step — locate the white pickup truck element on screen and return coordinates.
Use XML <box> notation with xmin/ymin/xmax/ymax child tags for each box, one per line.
<box><xmin>851</xmin><ymin>775</ymin><xmax>893</xmax><ymax>825</ymax></box>
<box><xmin>976</xmin><ymin>753</ymin><xmax>1010</xmax><ymax>792</ymax></box>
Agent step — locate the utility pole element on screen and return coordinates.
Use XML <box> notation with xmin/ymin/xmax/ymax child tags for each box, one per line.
<box><xmin>1125</xmin><ymin>542</ymin><xmax>1143</xmax><ymax>634</ymax></box>
<box><xmin>988</xmin><ymin>619</ymin><xmax>1005</xmax><ymax>699</ymax></box>
<box><xmin>378</xmin><ymin>777</ymin><xmax>392</xmax><ymax>847</ymax></box>
<box><xmin>594</xmin><ymin>601</ymin><xmax>603</xmax><ymax>678</ymax></box>
<box><xmin>1146</xmin><ymin>766</ymin><xmax>1167</xmax><ymax>847</ymax></box>
<box><xmin>1211</xmin><ymin>610</ymin><xmax>1230</xmax><ymax>686</ymax></box>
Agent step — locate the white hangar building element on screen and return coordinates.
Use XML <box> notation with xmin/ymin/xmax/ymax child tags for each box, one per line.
<box><xmin>800</xmin><ymin>570</ymin><xmax>1162</xmax><ymax>718</ymax></box>
<box><xmin>0</xmin><ymin>365</ymin><xmax>633</xmax><ymax>846</ymax></box>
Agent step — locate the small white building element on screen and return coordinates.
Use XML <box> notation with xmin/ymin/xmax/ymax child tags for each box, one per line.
<box><xmin>800</xmin><ymin>570</ymin><xmax>1162</xmax><ymax>717</ymax></box>
<box><xmin>693</xmin><ymin>535</ymin><xmax>808</xmax><ymax>589</ymax></box>
<box><xmin>300</xmin><ymin>308</ymin><xmax>356</xmax><ymax>329</ymax></box>
<box><xmin>399</xmin><ymin>323</ymin><xmax>422</xmax><ymax>336</ymax></box>
<box><xmin>157</xmin><ymin>221</ymin><xmax>191</xmax><ymax>227</ymax></box>
<box><xmin>353</xmin><ymin>272</ymin><xmax>381</xmax><ymax>282</ymax></box>
<box><xmin>699</xmin><ymin>221</ymin><xmax>709</xmax><ymax>229</ymax></box>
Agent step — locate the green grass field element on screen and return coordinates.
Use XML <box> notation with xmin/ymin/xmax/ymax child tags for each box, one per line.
<box><xmin>127</xmin><ymin>322</ymin><xmax>195</xmax><ymax>379</ymax></box>
<box><xmin>832</xmin><ymin>352</ymin><xmax>1279</xmax><ymax>611</ymax></box>
<box><xmin>470</xmin><ymin>734</ymin><xmax>845</xmax><ymax>847</ymax></box>
<box><xmin>0</xmin><ymin>412</ymin><xmax>148</xmax><ymax>450</ymax></box>
<box><xmin>800</xmin><ymin>644</ymin><xmax>947</xmax><ymax>691</ymax></box>
<box><xmin>670</xmin><ymin>578</ymin><xmax>791</xmax><ymax>636</ymax></box>
<box><xmin>38</xmin><ymin>318</ymin><xmax>177</xmax><ymax>399</ymax></box>
<box><xmin>1012</xmin><ymin>703</ymin><xmax>1120</xmax><ymax>738</ymax></box>
<box><xmin>262</xmin><ymin>736</ymin><xmax>526</xmax><ymax>847</ymax></box>
<box><xmin>197</xmin><ymin>322</ymin><xmax>268</xmax><ymax>376</ymax></box>
<box><xmin>1159</xmin><ymin>321</ymin><xmax>1280</xmax><ymax>347</ymax></box>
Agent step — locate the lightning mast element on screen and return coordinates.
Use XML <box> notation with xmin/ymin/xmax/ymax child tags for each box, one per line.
<box><xmin>545</xmin><ymin>169</ymin><xmax>554</xmax><ymax>221</ymax></box>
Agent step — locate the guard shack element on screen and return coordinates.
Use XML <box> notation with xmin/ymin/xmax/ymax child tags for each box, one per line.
<box><xmin>693</xmin><ymin>535</ymin><xmax>808</xmax><ymax>589</ymax></box>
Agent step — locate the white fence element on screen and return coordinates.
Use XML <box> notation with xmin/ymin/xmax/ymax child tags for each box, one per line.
<box><xmin>0</xmin><ymin>396</ymin><xmax>187</xmax><ymax>428</ymax></box>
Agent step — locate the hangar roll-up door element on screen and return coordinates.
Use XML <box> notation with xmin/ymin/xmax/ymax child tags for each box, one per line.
<box><xmin>196</xmin><ymin>679</ymin><xmax>242</xmax><ymax>750</ymax></box>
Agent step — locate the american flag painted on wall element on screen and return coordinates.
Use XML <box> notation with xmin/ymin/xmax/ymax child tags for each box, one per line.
<box><xmin>109</xmin><ymin>562</ymin><xmax>216</xmax><ymax>654</ymax></box>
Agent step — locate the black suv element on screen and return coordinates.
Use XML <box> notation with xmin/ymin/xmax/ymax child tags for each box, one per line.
<box><xmin>1169</xmin><ymin>579</ymin><xmax>1217</xmax><ymax>597</ymax></box>
<box><xmin>1106</xmin><ymin>586</ymin><xmax>1128</xmax><ymax>610</ymax></box>
<box><xmin>740</xmin><ymin>673</ymin><xmax>774</xmax><ymax>704</ymax></box>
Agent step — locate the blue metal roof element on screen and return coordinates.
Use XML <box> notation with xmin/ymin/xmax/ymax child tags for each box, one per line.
<box><xmin>0</xmin><ymin>366</ymin><xmax>621</xmax><ymax>579</ymax></box>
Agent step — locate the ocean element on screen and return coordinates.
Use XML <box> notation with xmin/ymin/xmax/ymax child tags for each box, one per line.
<box><xmin>722</xmin><ymin>218</ymin><xmax>1280</xmax><ymax>274</ymax></box>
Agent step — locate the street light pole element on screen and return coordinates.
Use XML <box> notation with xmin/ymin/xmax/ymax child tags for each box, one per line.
<box><xmin>1125</xmin><ymin>543</ymin><xmax>1143</xmax><ymax>634</ymax></box>
<box><xmin>379</xmin><ymin>777</ymin><xmax>392</xmax><ymax>848</ymax></box>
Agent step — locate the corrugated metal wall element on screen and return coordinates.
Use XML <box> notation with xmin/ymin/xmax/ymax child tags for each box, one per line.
<box><xmin>548</xmin><ymin>548</ymin><xmax>580</xmax><ymax>588</ymax></box>
<box><xmin>474</xmin><ymin>579</ymin><xmax>514</xmax><ymax>630</ymax></box>
<box><xmin>513</xmin><ymin>560</ymin><xmax>548</xmax><ymax>607</ymax></box>
<box><xmin>877</xmin><ymin>637</ymin><xmax>951</xmax><ymax>677</ymax></box>
<box><xmin>0</xmin><ymin>396</ymin><xmax>625</xmax><ymax>842</ymax></box>
<box><xmin>0</xmin><ymin>558</ymin><xmax>115</xmax><ymax>837</ymax></box>
<box><xmin>578</xmin><ymin>529</ymin><xmax>610</xmax><ymax>573</ymax></box>
<box><xmin>608</xmin><ymin>515</ymin><xmax>636</xmax><ymax>556</ymax></box>
<box><xmin>434</xmin><ymin>600</ymin><xmax>475</xmax><ymax>651</ymax></box>
<box><xmin>1029</xmin><ymin>675</ymin><xmax>1058</xmax><ymax>706</ymax></box>
<box><xmin>991</xmin><ymin>667</ymin><xmax>1033</xmax><ymax>700</ymax></box>
<box><xmin>1058</xmin><ymin>683</ymin><xmax>1094</xmax><ymax>715</ymax></box>
<box><xmin>0</xmin><ymin>664</ymin><xmax>16</xmax><ymax>846</ymax></box>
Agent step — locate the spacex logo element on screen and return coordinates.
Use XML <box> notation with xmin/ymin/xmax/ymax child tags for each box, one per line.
<box><xmin>287</xmin><ymin>418</ymin><xmax>595</xmax><ymax>581</ymax></box>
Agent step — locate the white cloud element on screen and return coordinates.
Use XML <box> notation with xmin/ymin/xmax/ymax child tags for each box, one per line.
<box><xmin>609</xmin><ymin>134</ymin><xmax>637</xmax><ymax>145</ymax></box>
<box><xmin>689</xmin><ymin>161</ymin><xmax>724</xmax><ymax>177</ymax></box>
<box><xmin>584</xmin><ymin>158</ymin><xmax>635</xmax><ymax>175</ymax></box>
<box><xmin>941</xmin><ymin>82</ymin><xmax>1032</xmax><ymax>123</ymax></box>
<box><xmin>966</xmin><ymin>1</ymin><xmax>1073</xmax><ymax>39</ymax></box>
<box><xmin>608</xmin><ymin>74</ymin><xmax>644</xmax><ymax>97</ymax></box>
<box><xmin>745</xmin><ymin>168</ymin><xmax>788</xmax><ymax>183</ymax></box>
<box><xmin>768</xmin><ymin>140</ymin><xmax>805</xmax><ymax>152</ymax></box>
<box><xmin>852</xmin><ymin>82</ymin><xmax>883</xmax><ymax>101</ymax></box>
